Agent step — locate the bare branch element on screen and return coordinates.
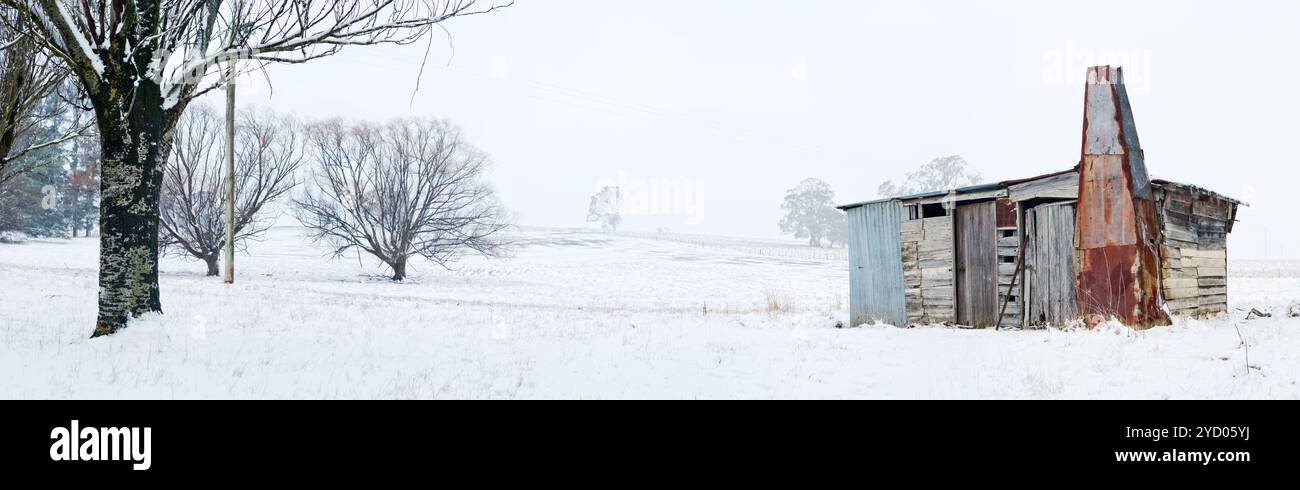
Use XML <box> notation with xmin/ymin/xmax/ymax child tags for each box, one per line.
<box><xmin>0</xmin><ymin>9</ymin><xmax>78</xmax><ymax>193</ymax></box>
<box><xmin>154</xmin><ymin>0</ymin><xmax>514</xmax><ymax>109</ymax></box>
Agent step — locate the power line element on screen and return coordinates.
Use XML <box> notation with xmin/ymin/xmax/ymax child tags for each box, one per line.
<box><xmin>321</xmin><ymin>50</ymin><xmax>847</xmax><ymax>161</ymax></box>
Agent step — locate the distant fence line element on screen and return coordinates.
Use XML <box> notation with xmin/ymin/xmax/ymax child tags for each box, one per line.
<box><xmin>614</xmin><ymin>230</ymin><xmax>849</xmax><ymax>261</ymax></box>
<box><xmin>1228</xmin><ymin>260</ymin><xmax>1300</xmax><ymax>278</ymax></box>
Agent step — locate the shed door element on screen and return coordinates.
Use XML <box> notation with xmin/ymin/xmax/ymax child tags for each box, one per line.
<box><xmin>955</xmin><ymin>202</ymin><xmax>999</xmax><ymax>327</ymax></box>
<box><xmin>1024</xmin><ymin>203</ymin><xmax>1079</xmax><ymax>326</ymax></box>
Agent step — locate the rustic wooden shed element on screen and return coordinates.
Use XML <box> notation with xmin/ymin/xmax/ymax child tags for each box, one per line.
<box><xmin>839</xmin><ymin>65</ymin><xmax>1244</xmax><ymax>330</ymax></box>
<box><xmin>838</xmin><ymin>170</ymin><xmax>1243</xmax><ymax>329</ymax></box>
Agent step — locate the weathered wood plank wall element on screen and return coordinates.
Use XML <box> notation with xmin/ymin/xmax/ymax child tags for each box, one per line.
<box><xmin>997</xmin><ymin>227</ymin><xmax>1021</xmax><ymax>328</ymax></box>
<box><xmin>995</xmin><ymin>197</ymin><xmax>1021</xmax><ymax>328</ymax></box>
<box><xmin>1008</xmin><ymin>172</ymin><xmax>1079</xmax><ymax>201</ymax></box>
<box><xmin>1155</xmin><ymin>184</ymin><xmax>1237</xmax><ymax>317</ymax></box>
<box><xmin>901</xmin><ymin>216</ymin><xmax>955</xmax><ymax>325</ymax></box>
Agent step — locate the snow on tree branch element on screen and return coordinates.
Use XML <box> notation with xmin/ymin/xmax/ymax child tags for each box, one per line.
<box><xmin>155</xmin><ymin>0</ymin><xmax>513</xmax><ymax>108</ymax></box>
<box><xmin>0</xmin><ymin>10</ymin><xmax>88</xmax><ymax>192</ymax></box>
<box><xmin>0</xmin><ymin>0</ymin><xmax>512</xmax><ymax>108</ymax></box>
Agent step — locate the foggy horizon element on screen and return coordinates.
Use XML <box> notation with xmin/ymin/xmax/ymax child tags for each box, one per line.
<box><xmin>213</xmin><ymin>0</ymin><xmax>1295</xmax><ymax>256</ymax></box>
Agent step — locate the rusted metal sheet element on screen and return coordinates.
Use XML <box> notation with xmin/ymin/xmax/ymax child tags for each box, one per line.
<box><xmin>1077</xmin><ymin>155</ymin><xmax>1137</xmax><ymax>248</ymax></box>
<box><xmin>1075</xmin><ymin>66</ymin><xmax>1170</xmax><ymax>329</ymax></box>
<box><xmin>995</xmin><ymin>197</ymin><xmax>1017</xmax><ymax>228</ymax></box>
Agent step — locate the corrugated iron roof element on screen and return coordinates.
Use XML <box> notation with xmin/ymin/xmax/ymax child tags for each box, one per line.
<box><xmin>837</xmin><ymin>182</ymin><xmax>1004</xmax><ymax>211</ymax></box>
<box><xmin>838</xmin><ymin>168</ymin><xmax>1246</xmax><ymax>211</ymax></box>
<box><xmin>998</xmin><ymin>167</ymin><xmax>1079</xmax><ymax>187</ymax></box>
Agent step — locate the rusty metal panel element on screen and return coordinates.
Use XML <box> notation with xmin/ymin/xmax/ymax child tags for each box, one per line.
<box><xmin>1077</xmin><ymin>155</ymin><xmax>1137</xmax><ymax>248</ymax></box>
<box><xmin>1075</xmin><ymin>65</ymin><xmax>1169</xmax><ymax>328</ymax></box>
<box><xmin>995</xmin><ymin>197</ymin><xmax>1017</xmax><ymax>228</ymax></box>
<box><xmin>1084</xmin><ymin>66</ymin><xmax>1152</xmax><ymax>200</ymax></box>
<box><xmin>955</xmin><ymin>201</ymin><xmax>998</xmax><ymax>327</ymax></box>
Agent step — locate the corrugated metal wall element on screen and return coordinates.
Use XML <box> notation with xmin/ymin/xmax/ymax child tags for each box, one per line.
<box><xmin>847</xmin><ymin>202</ymin><xmax>907</xmax><ymax>327</ymax></box>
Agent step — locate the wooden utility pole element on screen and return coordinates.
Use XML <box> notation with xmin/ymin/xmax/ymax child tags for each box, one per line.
<box><xmin>223</xmin><ymin>57</ymin><xmax>236</xmax><ymax>284</ymax></box>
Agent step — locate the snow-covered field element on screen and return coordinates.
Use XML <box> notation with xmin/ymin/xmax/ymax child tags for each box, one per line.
<box><xmin>2</xmin><ymin>227</ymin><xmax>1298</xmax><ymax>399</ymax></box>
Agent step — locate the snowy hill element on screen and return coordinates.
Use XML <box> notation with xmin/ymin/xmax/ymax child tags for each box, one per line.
<box><xmin>1</xmin><ymin>227</ymin><xmax>1298</xmax><ymax>399</ymax></box>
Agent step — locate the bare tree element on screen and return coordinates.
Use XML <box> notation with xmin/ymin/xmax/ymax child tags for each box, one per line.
<box><xmin>295</xmin><ymin>117</ymin><xmax>507</xmax><ymax>281</ymax></box>
<box><xmin>0</xmin><ymin>0</ymin><xmax>511</xmax><ymax>336</ymax></box>
<box><xmin>878</xmin><ymin>155</ymin><xmax>983</xmax><ymax>198</ymax></box>
<box><xmin>0</xmin><ymin>12</ymin><xmax>84</xmax><ymax>195</ymax></box>
<box><xmin>160</xmin><ymin>105</ymin><xmax>301</xmax><ymax>276</ymax></box>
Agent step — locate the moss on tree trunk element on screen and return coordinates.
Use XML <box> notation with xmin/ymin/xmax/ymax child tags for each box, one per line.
<box><xmin>91</xmin><ymin>80</ymin><xmax>178</xmax><ymax>337</ymax></box>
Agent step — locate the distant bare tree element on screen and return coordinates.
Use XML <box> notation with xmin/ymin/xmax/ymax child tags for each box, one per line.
<box><xmin>160</xmin><ymin>105</ymin><xmax>302</xmax><ymax>276</ymax></box>
<box><xmin>877</xmin><ymin>155</ymin><xmax>982</xmax><ymax>198</ymax></box>
<box><xmin>586</xmin><ymin>186</ymin><xmax>622</xmax><ymax>231</ymax></box>
<box><xmin>295</xmin><ymin>117</ymin><xmax>508</xmax><ymax>281</ymax></box>
<box><xmin>0</xmin><ymin>13</ymin><xmax>84</xmax><ymax>195</ymax></box>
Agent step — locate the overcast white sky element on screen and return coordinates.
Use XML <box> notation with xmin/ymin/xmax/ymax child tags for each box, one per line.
<box><xmin>220</xmin><ymin>0</ymin><xmax>1299</xmax><ymax>259</ymax></box>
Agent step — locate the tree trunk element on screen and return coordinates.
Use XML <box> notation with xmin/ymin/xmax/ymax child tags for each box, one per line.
<box><xmin>204</xmin><ymin>255</ymin><xmax>220</xmax><ymax>277</ymax></box>
<box><xmin>390</xmin><ymin>258</ymin><xmax>408</xmax><ymax>282</ymax></box>
<box><xmin>91</xmin><ymin>82</ymin><xmax>177</xmax><ymax>337</ymax></box>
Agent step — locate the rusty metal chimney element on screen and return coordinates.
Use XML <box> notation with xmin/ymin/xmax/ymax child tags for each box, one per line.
<box><xmin>1075</xmin><ymin>66</ymin><xmax>1171</xmax><ymax>328</ymax></box>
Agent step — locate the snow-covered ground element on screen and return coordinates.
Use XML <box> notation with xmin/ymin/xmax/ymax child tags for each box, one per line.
<box><xmin>1</xmin><ymin>227</ymin><xmax>1298</xmax><ymax>399</ymax></box>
